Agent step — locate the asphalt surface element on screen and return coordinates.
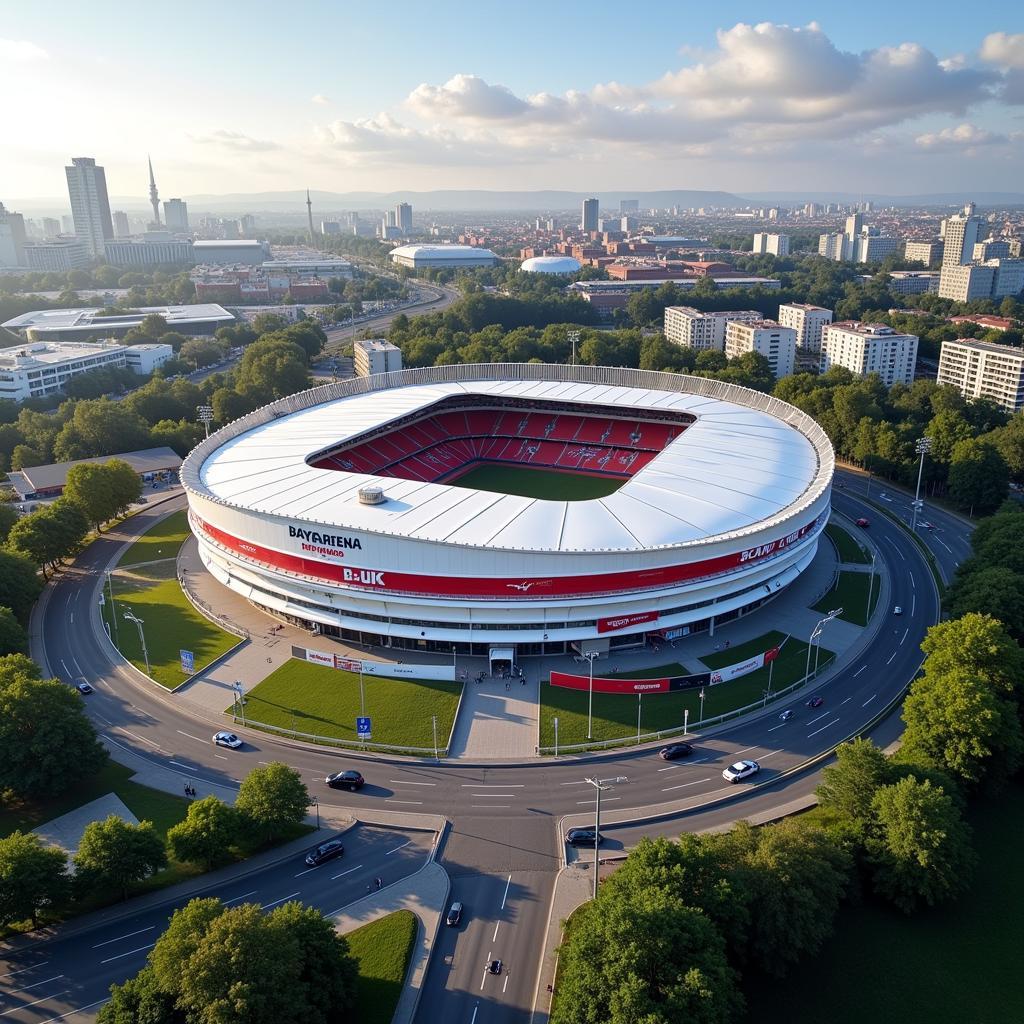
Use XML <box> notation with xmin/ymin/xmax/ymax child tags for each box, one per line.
<box><xmin>0</xmin><ymin>825</ymin><xmax>435</xmax><ymax>1024</ymax></box>
<box><xmin>19</xmin><ymin>466</ymin><xmax>972</xmax><ymax>1024</ymax></box>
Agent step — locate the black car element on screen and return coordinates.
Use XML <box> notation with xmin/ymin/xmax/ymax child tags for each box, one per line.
<box><xmin>488</xmin><ymin>959</ymin><xmax>502</xmax><ymax>976</ymax></box>
<box><xmin>566</xmin><ymin>828</ymin><xmax>603</xmax><ymax>848</ymax></box>
<box><xmin>658</xmin><ymin>742</ymin><xmax>694</xmax><ymax>761</ymax></box>
<box><xmin>446</xmin><ymin>901</ymin><xmax>463</xmax><ymax>926</ymax></box>
<box><xmin>326</xmin><ymin>770</ymin><xmax>365</xmax><ymax>791</ymax></box>
<box><xmin>304</xmin><ymin>838</ymin><xmax>345</xmax><ymax>867</ymax></box>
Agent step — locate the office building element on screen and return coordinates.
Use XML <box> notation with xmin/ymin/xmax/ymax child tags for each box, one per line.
<box><xmin>619</xmin><ymin>199</ymin><xmax>639</xmax><ymax>214</ymax></box>
<box><xmin>23</xmin><ymin>240</ymin><xmax>91</xmax><ymax>271</ymax></box>
<box><xmin>820</xmin><ymin>322</ymin><xmax>918</xmax><ymax>387</ymax></box>
<box><xmin>354</xmin><ymin>338</ymin><xmax>403</xmax><ymax>377</ymax></box>
<box><xmin>65</xmin><ymin>156</ymin><xmax>114</xmax><ymax>257</ymax></box>
<box><xmin>396</xmin><ymin>203</ymin><xmax>413</xmax><ymax>234</ymax></box>
<box><xmin>845</xmin><ymin>213</ymin><xmax>864</xmax><ymax>237</ymax></box>
<box><xmin>777</xmin><ymin>303</ymin><xmax>832</xmax><ymax>353</ymax></box>
<box><xmin>939</xmin><ymin>259</ymin><xmax>1024</xmax><ymax>302</ymax></box>
<box><xmin>164</xmin><ymin>199</ymin><xmax>189</xmax><ymax>231</ymax></box>
<box><xmin>937</xmin><ymin>338</ymin><xmax>1024</xmax><ymax>413</ymax></box>
<box><xmin>752</xmin><ymin>232</ymin><xmax>790</xmax><ymax>257</ymax></box>
<box><xmin>663</xmin><ymin>306</ymin><xmax>762</xmax><ymax>351</ymax></box>
<box><xmin>103</xmin><ymin>235</ymin><xmax>194</xmax><ymax>267</ymax></box>
<box><xmin>41</xmin><ymin>217</ymin><xmax>61</xmax><ymax>238</ymax></box>
<box><xmin>190</xmin><ymin>239</ymin><xmax>270</xmax><ymax>265</ymax></box>
<box><xmin>3</xmin><ymin>303</ymin><xmax>234</xmax><ymax>341</ymax></box>
<box><xmin>818</xmin><ymin>232</ymin><xmax>846</xmax><ymax>261</ymax></box>
<box><xmin>113</xmin><ymin>211</ymin><xmax>131</xmax><ymax>238</ymax></box>
<box><xmin>0</xmin><ymin>203</ymin><xmax>28</xmax><ymax>267</ymax></box>
<box><xmin>904</xmin><ymin>240</ymin><xmax>944</xmax><ymax>266</ymax></box>
<box><xmin>973</xmin><ymin>238</ymin><xmax>1011</xmax><ymax>262</ymax></box>
<box><xmin>581</xmin><ymin>197</ymin><xmax>599</xmax><ymax>233</ymax></box>
<box><xmin>852</xmin><ymin>233</ymin><xmax>900</xmax><ymax>263</ymax></box>
<box><xmin>724</xmin><ymin>320</ymin><xmax>796</xmax><ymax>379</ymax></box>
<box><xmin>0</xmin><ymin>340</ymin><xmax>171</xmax><ymax>402</ymax></box>
<box><xmin>889</xmin><ymin>271</ymin><xmax>941</xmax><ymax>295</ymax></box>
<box><xmin>942</xmin><ymin>203</ymin><xmax>983</xmax><ymax>266</ymax></box>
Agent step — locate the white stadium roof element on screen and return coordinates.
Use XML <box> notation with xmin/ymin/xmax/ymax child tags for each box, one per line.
<box><xmin>196</xmin><ymin>374</ymin><xmax>825</xmax><ymax>555</ymax></box>
<box><xmin>520</xmin><ymin>256</ymin><xmax>582</xmax><ymax>274</ymax></box>
<box><xmin>389</xmin><ymin>244</ymin><xmax>498</xmax><ymax>263</ymax></box>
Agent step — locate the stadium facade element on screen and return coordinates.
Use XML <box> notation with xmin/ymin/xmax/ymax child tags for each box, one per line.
<box><xmin>182</xmin><ymin>365</ymin><xmax>833</xmax><ymax>658</ymax></box>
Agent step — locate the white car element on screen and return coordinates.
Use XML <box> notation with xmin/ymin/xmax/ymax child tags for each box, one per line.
<box><xmin>212</xmin><ymin>731</ymin><xmax>243</xmax><ymax>749</ymax></box>
<box><xmin>894</xmin><ymin>606</ymin><xmax>903</xmax><ymax>615</ymax></box>
<box><xmin>722</xmin><ymin>759</ymin><xmax>760</xmax><ymax>783</ymax></box>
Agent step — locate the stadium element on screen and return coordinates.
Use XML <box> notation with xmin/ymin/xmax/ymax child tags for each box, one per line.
<box><xmin>181</xmin><ymin>365</ymin><xmax>834</xmax><ymax>662</ymax></box>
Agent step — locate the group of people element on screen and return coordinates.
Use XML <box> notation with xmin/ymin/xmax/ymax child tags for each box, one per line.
<box><xmin>183</xmin><ymin>782</ymin><xmax>197</xmax><ymax>797</ymax></box>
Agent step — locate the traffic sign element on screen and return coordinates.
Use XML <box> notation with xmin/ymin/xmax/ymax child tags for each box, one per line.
<box><xmin>180</xmin><ymin>649</ymin><xmax>195</xmax><ymax>674</ymax></box>
<box><xmin>356</xmin><ymin>716</ymin><xmax>371</xmax><ymax>738</ymax></box>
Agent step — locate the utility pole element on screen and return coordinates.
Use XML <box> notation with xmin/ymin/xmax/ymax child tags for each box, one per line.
<box><xmin>583</xmin><ymin>651</ymin><xmax>599</xmax><ymax>740</ymax></box>
<box><xmin>106</xmin><ymin>570</ymin><xmax>119</xmax><ymax>645</ymax></box>
<box><xmin>584</xmin><ymin>776</ymin><xmax>627</xmax><ymax>899</ymax></box>
<box><xmin>910</xmin><ymin>436</ymin><xmax>933</xmax><ymax>534</ymax></box>
<box><xmin>123</xmin><ymin>609</ymin><xmax>150</xmax><ymax>675</ymax></box>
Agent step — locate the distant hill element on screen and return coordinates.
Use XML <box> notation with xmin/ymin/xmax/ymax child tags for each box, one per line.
<box><xmin>739</xmin><ymin>191</ymin><xmax>1024</xmax><ymax>208</ymax></box>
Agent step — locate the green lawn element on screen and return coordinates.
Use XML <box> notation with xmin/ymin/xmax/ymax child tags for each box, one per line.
<box><xmin>347</xmin><ymin>910</ymin><xmax>418</xmax><ymax>1024</ymax></box>
<box><xmin>539</xmin><ymin>637</ymin><xmax>832</xmax><ymax>749</ymax></box>
<box><xmin>117</xmin><ymin>508</ymin><xmax>192</xmax><ymax>566</ymax></box>
<box><xmin>101</xmin><ymin>562</ymin><xmax>240</xmax><ymax>689</ymax></box>
<box><xmin>236</xmin><ymin>659</ymin><xmax>463</xmax><ymax>750</ymax></box>
<box><xmin>700</xmin><ymin>631</ymin><xmax>787</xmax><ymax>670</ymax></box>
<box><xmin>825</xmin><ymin>521</ymin><xmax>870</xmax><ymax>564</ymax></box>
<box><xmin>742</xmin><ymin>783</ymin><xmax>1024</xmax><ymax>1024</ymax></box>
<box><xmin>813</xmin><ymin>570</ymin><xmax>880</xmax><ymax>627</ymax></box>
<box><xmin>450</xmin><ymin>462</ymin><xmax>623</xmax><ymax>500</ymax></box>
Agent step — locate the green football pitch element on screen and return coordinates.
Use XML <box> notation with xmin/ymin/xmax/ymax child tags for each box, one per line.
<box><xmin>450</xmin><ymin>462</ymin><xmax>624</xmax><ymax>500</ymax></box>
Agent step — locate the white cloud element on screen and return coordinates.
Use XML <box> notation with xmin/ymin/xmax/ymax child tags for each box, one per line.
<box><xmin>915</xmin><ymin>122</ymin><xmax>1004</xmax><ymax>149</ymax></box>
<box><xmin>407</xmin><ymin>74</ymin><xmax>529</xmax><ymax>120</ymax></box>
<box><xmin>311</xmin><ymin>94</ymin><xmax>331</xmax><ymax>106</ymax></box>
<box><xmin>192</xmin><ymin>129</ymin><xmax>282</xmax><ymax>153</ymax></box>
<box><xmin>980</xmin><ymin>32</ymin><xmax>1024</xmax><ymax>69</ymax></box>
<box><xmin>0</xmin><ymin>37</ymin><xmax>47</xmax><ymax>61</ymax></box>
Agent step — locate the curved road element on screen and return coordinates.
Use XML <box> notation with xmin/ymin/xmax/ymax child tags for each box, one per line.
<box><xmin>5</xmin><ymin>467</ymin><xmax>968</xmax><ymax>1023</ymax></box>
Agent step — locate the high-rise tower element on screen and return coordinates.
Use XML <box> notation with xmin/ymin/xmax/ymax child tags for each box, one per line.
<box><xmin>306</xmin><ymin>189</ymin><xmax>316</xmax><ymax>246</ymax></box>
<box><xmin>148</xmin><ymin>156</ymin><xmax>161</xmax><ymax>226</ymax></box>
<box><xmin>65</xmin><ymin>156</ymin><xmax>114</xmax><ymax>257</ymax></box>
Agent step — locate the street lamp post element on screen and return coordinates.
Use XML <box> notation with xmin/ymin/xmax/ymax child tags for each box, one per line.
<box><xmin>584</xmin><ymin>651</ymin><xmax>599</xmax><ymax>740</ymax></box>
<box><xmin>432</xmin><ymin>714</ymin><xmax>439</xmax><ymax>761</ymax></box>
<box><xmin>865</xmin><ymin>549</ymin><xmax>877</xmax><ymax>623</ymax></box>
<box><xmin>910</xmin><ymin>436</ymin><xmax>933</xmax><ymax>534</ymax></box>
<box><xmin>197</xmin><ymin>405</ymin><xmax>214</xmax><ymax>439</ymax></box>
<box><xmin>106</xmin><ymin>570</ymin><xmax>119</xmax><ymax>645</ymax></box>
<box><xmin>636</xmin><ymin>693</ymin><xmax>642</xmax><ymax>744</ymax></box>
<box><xmin>698</xmin><ymin>687</ymin><xmax>705</xmax><ymax>727</ymax></box>
<box><xmin>568</xmin><ymin>329</ymin><xmax>580</xmax><ymax>366</ymax></box>
<box><xmin>311</xmin><ymin>797</ymin><xmax>319</xmax><ymax>829</ymax></box>
<box><xmin>805</xmin><ymin>608</ymin><xmax>842</xmax><ymax>683</ymax></box>
<box><xmin>583</xmin><ymin>775</ymin><xmax>627</xmax><ymax>899</ymax></box>
<box><xmin>123</xmin><ymin>609</ymin><xmax>150</xmax><ymax>675</ymax></box>
<box><xmin>553</xmin><ymin>716</ymin><xmax>559</xmax><ymax>757</ymax></box>
<box><xmin>232</xmin><ymin>681</ymin><xmax>246</xmax><ymax>726</ymax></box>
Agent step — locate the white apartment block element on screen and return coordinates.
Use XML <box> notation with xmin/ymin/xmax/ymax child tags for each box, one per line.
<box><xmin>941</xmin><ymin>205</ymin><xmax>982</xmax><ymax>266</ymax></box>
<box><xmin>818</xmin><ymin>232</ymin><xmax>845</xmax><ymax>260</ymax></box>
<box><xmin>724</xmin><ymin>320</ymin><xmax>796</xmax><ymax>379</ymax></box>
<box><xmin>752</xmin><ymin>232</ymin><xmax>789</xmax><ymax>257</ymax></box>
<box><xmin>852</xmin><ymin>234</ymin><xmax>900</xmax><ymax>263</ymax></box>
<box><xmin>939</xmin><ymin>259</ymin><xmax>1024</xmax><ymax>302</ymax></box>
<box><xmin>973</xmin><ymin>238</ymin><xmax>1011</xmax><ymax>262</ymax></box>
<box><xmin>777</xmin><ymin>303</ymin><xmax>832</xmax><ymax>353</ymax></box>
<box><xmin>937</xmin><ymin>338</ymin><xmax>1024</xmax><ymax>413</ymax></box>
<box><xmin>820</xmin><ymin>322</ymin><xmax>918</xmax><ymax>387</ymax></box>
<box><xmin>354</xmin><ymin>338</ymin><xmax>403</xmax><ymax>377</ymax></box>
<box><xmin>904</xmin><ymin>240</ymin><xmax>944</xmax><ymax>266</ymax></box>
<box><xmin>65</xmin><ymin>156</ymin><xmax>113</xmax><ymax>257</ymax></box>
<box><xmin>23</xmin><ymin>240</ymin><xmax>91</xmax><ymax>272</ymax></box>
<box><xmin>663</xmin><ymin>306</ymin><xmax>761</xmax><ymax>352</ymax></box>
<box><xmin>0</xmin><ymin>340</ymin><xmax>169</xmax><ymax>402</ymax></box>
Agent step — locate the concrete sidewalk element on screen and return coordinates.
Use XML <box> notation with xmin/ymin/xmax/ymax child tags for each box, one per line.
<box><xmin>447</xmin><ymin>671</ymin><xmax>539</xmax><ymax>759</ymax></box>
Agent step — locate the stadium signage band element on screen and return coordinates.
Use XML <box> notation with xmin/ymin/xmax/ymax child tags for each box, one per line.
<box><xmin>596</xmin><ymin>611</ymin><xmax>659</xmax><ymax>633</ymax></box>
<box><xmin>194</xmin><ymin>515</ymin><xmax>822</xmax><ymax>601</ymax></box>
<box><xmin>550</xmin><ymin>669</ymin><xmax>711</xmax><ymax>694</ymax></box>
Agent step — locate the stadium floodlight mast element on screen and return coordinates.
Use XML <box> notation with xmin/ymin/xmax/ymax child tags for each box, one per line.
<box><xmin>582</xmin><ymin>651</ymin><xmax>600</xmax><ymax>740</ymax></box>
<box><xmin>805</xmin><ymin>608</ymin><xmax>842</xmax><ymax>682</ymax></box>
<box><xmin>122</xmin><ymin>609</ymin><xmax>150</xmax><ymax>675</ymax></box>
<box><xmin>197</xmin><ymin>405</ymin><xmax>214</xmax><ymax>439</ymax></box>
<box><xmin>584</xmin><ymin>775</ymin><xmax>627</xmax><ymax>898</ymax></box>
<box><xmin>567</xmin><ymin>329</ymin><xmax>580</xmax><ymax>366</ymax></box>
<box><xmin>910</xmin><ymin>435</ymin><xmax>933</xmax><ymax>534</ymax></box>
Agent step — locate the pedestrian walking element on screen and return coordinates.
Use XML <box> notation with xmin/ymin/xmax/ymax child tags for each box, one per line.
<box><xmin>505</xmin><ymin>680</ymin><xmax>511</xmax><ymax>692</ymax></box>
<box><xmin>376</xmin><ymin>876</ymin><xmax>383</xmax><ymax>889</ymax></box>
<box><xmin>184</xmin><ymin>781</ymin><xmax>190</xmax><ymax>797</ymax></box>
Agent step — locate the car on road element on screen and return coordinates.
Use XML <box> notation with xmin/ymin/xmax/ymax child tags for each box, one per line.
<box><xmin>488</xmin><ymin>959</ymin><xmax>503</xmax><ymax>976</ymax></box>
<box><xmin>658</xmin><ymin>742</ymin><xmax>694</xmax><ymax>760</ymax></box>
<box><xmin>76</xmin><ymin>681</ymin><xmax>94</xmax><ymax>694</ymax></box>
<box><xmin>326</xmin><ymin>770</ymin><xmax>365</xmax><ymax>791</ymax></box>
<box><xmin>566</xmin><ymin>828</ymin><xmax>604</xmax><ymax>847</ymax></box>
<box><xmin>779</xmin><ymin>709</ymin><xmax>793</xmax><ymax>721</ymax></box>
<box><xmin>894</xmin><ymin>606</ymin><xmax>903</xmax><ymax>615</ymax></box>
<box><xmin>722</xmin><ymin>760</ymin><xmax>760</xmax><ymax>783</ymax></box>
<box><xmin>855</xmin><ymin>517</ymin><xmax>870</xmax><ymax>527</ymax></box>
<box><xmin>212</xmin><ymin>731</ymin><xmax>243</xmax><ymax>749</ymax></box>
<box><xmin>446</xmin><ymin>902</ymin><xmax>463</xmax><ymax>926</ymax></box>
<box><xmin>304</xmin><ymin>837</ymin><xmax>345</xmax><ymax>867</ymax></box>
<box><xmin>921</xmin><ymin>521</ymin><xmax>935</xmax><ymax>530</ymax></box>
<box><xmin>806</xmin><ymin>695</ymin><xmax>824</xmax><ymax>708</ymax></box>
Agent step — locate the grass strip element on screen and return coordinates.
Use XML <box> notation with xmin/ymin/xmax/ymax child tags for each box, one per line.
<box><xmin>348</xmin><ymin>909</ymin><xmax>418</xmax><ymax>1024</ymax></box>
<box><xmin>813</xmin><ymin>570</ymin><xmax>881</xmax><ymax>627</ymax></box>
<box><xmin>825</xmin><ymin>521</ymin><xmax>871</xmax><ymax>564</ymax></box>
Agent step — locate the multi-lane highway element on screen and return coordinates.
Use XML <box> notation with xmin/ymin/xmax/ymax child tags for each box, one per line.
<box><xmin>4</xmin><ymin>465</ymin><xmax>970</xmax><ymax>1023</ymax></box>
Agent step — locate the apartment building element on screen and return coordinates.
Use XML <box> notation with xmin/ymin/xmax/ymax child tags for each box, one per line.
<box><xmin>937</xmin><ymin>338</ymin><xmax>1024</xmax><ymax>413</ymax></box>
<box><xmin>777</xmin><ymin>303</ymin><xmax>832</xmax><ymax>353</ymax></box>
<box><xmin>724</xmin><ymin>320</ymin><xmax>796</xmax><ymax>379</ymax></box>
<box><xmin>663</xmin><ymin>306</ymin><xmax>761</xmax><ymax>351</ymax></box>
<box><xmin>820</xmin><ymin>322</ymin><xmax>918</xmax><ymax>387</ymax></box>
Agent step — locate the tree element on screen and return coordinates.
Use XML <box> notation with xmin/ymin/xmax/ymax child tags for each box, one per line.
<box><xmin>0</xmin><ymin>658</ymin><xmax>108</xmax><ymax>797</ymax></box>
<box><xmin>0</xmin><ymin>502</ymin><xmax>17</xmax><ymax>543</ymax></box>
<box><xmin>73</xmin><ymin>815</ymin><xmax>167</xmax><ymax>900</ymax></box>
<box><xmin>5</xmin><ymin>500</ymin><xmax>88</xmax><ymax>576</ymax></box>
<box><xmin>235</xmin><ymin>762</ymin><xmax>309</xmax><ymax>842</ymax></box>
<box><xmin>947</xmin><ymin>438</ymin><xmax>1009</xmax><ymax>515</ymax></box>
<box><xmin>0</xmin><ymin>831</ymin><xmax>69</xmax><ymax>928</ymax></box>
<box><xmin>552</xmin><ymin>885</ymin><xmax>742</xmax><ymax>1024</ymax></box>
<box><xmin>0</xmin><ymin>549</ymin><xmax>42</xmax><ymax>622</ymax></box>
<box><xmin>235</xmin><ymin>338</ymin><xmax>310</xmax><ymax>402</ymax></box>
<box><xmin>0</xmin><ymin>606</ymin><xmax>28</xmax><ymax>656</ymax></box>
<box><xmin>867</xmin><ymin>776</ymin><xmax>976</xmax><ymax>912</ymax></box>
<box><xmin>97</xmin><ymin>966</ymin><xmax>177</xmax><ymax>1024</ymax></box>
<box><xmin>166</xmin><ymin>797</ymin><xmax>241</xmax><ymax>869</ymax></box>
<box><xmin>816</xmin><ymin>737</ymin><xmax>893</xmax><ymax>824</ymax></box>
<box><xmin>10</xmin><ymin>443</ymin><xmax>43</xmax><ymax>471</ymax></box>
<box><xmin>179</xmin><ymin>337</ymin><xmax>224</xmax><ymax>370</ymax></box>
<box><xmin>63</xmin><ymin>459</ymin><xmax>142</xmax><ymax>531</ymax></box>
<box><xmin>52</xmin><ymin>399</ymin><xmax>152</xmax><ymax>462</ymax></box>
<box><xmin>947</xmin><ymin>566</ymin><xmax>1024</xmax><ymax>640</ymax></box>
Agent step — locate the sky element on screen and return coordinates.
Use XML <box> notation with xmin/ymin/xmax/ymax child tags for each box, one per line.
<box><xmin>3</xmin><ymin>0</ymin><xmax>1024</xmax><ymax>205</ymax></box>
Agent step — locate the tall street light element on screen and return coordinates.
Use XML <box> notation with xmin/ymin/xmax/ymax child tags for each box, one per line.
<box><xmin>910</xmin><ymin>435</ymin><xmax>933</xmax><ymax>534</ymax></box>
<box><xmin>123</xmin><ymin>609</ymin><xmax>150</xmax><ymax>675</ymax></box>
<box><xmin>583</xmin><ymin>775</ymin><xmax>627</xmax><ymax>899</ymax></box>
<box><xmin>804</xmin><ymin>608</ymin><xmax>842</xmax><ymax>684</ymax></box>
<box><xmin>583</xmin><ymin>651</ymin><xmax>600</xmax><ymax>740</ymax></box>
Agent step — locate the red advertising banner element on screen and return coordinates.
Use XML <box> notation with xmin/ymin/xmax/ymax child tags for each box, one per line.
<box><xmin>596</xmin><ymin>611</ymin><xmax>659</xmax><ymax>634</ymax></box>
<box><xmin>550</xmin><ymin>670</ymin><xmax>710</xmax><ymax>694</ymax></box>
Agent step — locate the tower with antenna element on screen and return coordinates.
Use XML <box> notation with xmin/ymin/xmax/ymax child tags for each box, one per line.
<box><xmin>147</xmin><ymin>156</ymin><xmax>161</xmax><ymax>226</ymax></box>
<box><xmin>306</xmin><ymin>189</ymin><xmax>317</xmax><ymax>247</ymax></box>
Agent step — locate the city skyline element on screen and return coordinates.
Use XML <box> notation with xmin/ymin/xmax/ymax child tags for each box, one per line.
<box><xmin>3</xmin><ymin>2</ymin><xmax>1024</xmax><ymax>202</ymax></box>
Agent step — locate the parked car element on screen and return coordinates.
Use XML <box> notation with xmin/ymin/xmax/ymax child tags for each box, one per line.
<box><xmin>304</xmin><ymin>837</ymin><xmax>345</xmax><ymax>867</ymax></box>
<box><xmin>658</xmin><ymin>742</ymin><xmax>694</xmax><ymax>761</ymax></box>
<box><xmin>76</xmin><ymin>680</ymin><xmax>94</xmax><ymax>695</ymax></box>
<box><xmin>326</xmin><ymin>770</ymin><xmax>365</xmax><ymax>791</ymax></box>
<box><xmin>806</xmin><ymin>696</ymin><xmax>824</xmax><ymax>708</ymax></box>
<box><xmin>446</xmin><ymin>902</ymin><xmax>463</xmax><ymax>926</ymax></box>
<box><xmin>855</xmin><ymin>517</ymin><xmax>870</xmax><ymax>528</ymax></box>
<box><xmin>566</xmin><ymin>828</ymin><xmax>603</xmax><ymax>847</ymax></box>
<box><xmin>722</xmin><ymin>760</ymin><xmax>760</xmax><ymax>783</ymax></box>
<box><xmin>212</xmin><ymin>731</ymin><xmax>243</xmax><ymax>749</ymax></box>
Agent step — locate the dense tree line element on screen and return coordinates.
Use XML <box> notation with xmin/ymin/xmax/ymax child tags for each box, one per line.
<box><xmin>554</xmin><ymin>612</ymin><xmax>1020</xmax><ymax>1023</ymax></box>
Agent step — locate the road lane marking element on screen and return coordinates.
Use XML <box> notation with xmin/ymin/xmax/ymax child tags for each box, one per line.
<box><xmin>260</xmin><ymin>891</ymin><xmax>299</xmax><ymax>910</ymax></box>
<box><xmin>559</xmin><ymin>780</ymin><xmax>587</xmax><ymax>785</ymax></box>
<box><xmin>767</xmin><ymin>722</ymin><xmax>788</xmax><ymax>732</ymax></box>
<box><xmin>221</xmin><ymin>890</ymin><xmax>257</xmax><ymax>904</ymax></box>
<box><xmin>59</xmin><ymin>660</ymin><xmax>71</xmax><ymax>679</ymax></box>
<box><xmin>492</xmin><ymin>922</ymin><xmax>500</xmax><ymax>942</ymax></box>
<box><xmin>99</xmin><ymin>943</ymin><xmax>155</xmax><ymax>964</ymax></box>
<box><xmin>503</xmin><ymin>973</ymin><xmax>509</xmax><ymax>993</ymax></box>
<box><xmin>461</xmin><ymin>784</ymin><xmax>525</xmax><ymax>788</ymax></box>
<box><xmin>886</xmin><ymin>650</ymin><xmax>898</xmax><ymax>665</ymax></box>
<box><xmin>759</xmin><ymin>749</ymin><xmax>783</xmax><ymax>760</ymax></box>
<box><xmin>501</xmin><ymin>874</ymin><xmax>512</xmax><ymax>910</ymax></box>
<box><xmin>117</xmin><ymin>728</ymin><xmax>163</xmax><ymax>750</ymax></box>
<box><xmin>34</xmin><ymin>997</ymin><xmax>108</xmax><ymax>1024</ymax></box>
<box><xmin>2</xmin><ymin>975</ymin><xmax>64</xmax><ymax>995</ymax></box>
<box><xmin>389</xmin><ymin>780</ymin><xmax>435</xmax><ymax>786</ymax></box>
<box><xmin>469</xmin><ymin>793</ymin><xmax>518</xmax><ymax>797</ymax></box>
<box><xmin>841</xmin><ymin>697</ymin><xmax>852</xmax><ymax>705</ymax></box>
<box><xmin>176</xmin><ymin>730</ymin><xmax>206</xmax><ymax>743</ymax></box>
<box><xmin>909</xmin><ymin>571</ymin><xmax>915</xmax><ymax>590</ymax></box>
<box><xmin>900</xmin><ymin>629</ymin><xmax>908</xmax><ymax>645</ymax></box>
<box><xmin>807</xmin><ymin>711</ymin><xmax>830</xmax><ymax>725</ymax></box>
<box><xmin>937</xmin><ymin>537</ymin><xmax>952</xmax><ymax>553</ymax></box>
<box><xmin>662</xmin><ymin>778</ymin><xmax>713</xmax><ymax>792</ymax></box>
<box><xmin>92</xmin><ymin>925</ymin><xmax>154</xmax><ymax>948</ymax></box>
<box><xmin>214</xmin><ymin>754</ymin><xmax>228</xmax><ymax>760</ymax></box>
<box><xmin>575</xmin><ymin>796</ymin><xmax>620</xmax><ymax>804</ymax></box>
<box><xmin>330</xmin><ymin>864</ymin><xmax>363</xmax><ymax>880</ymax></box>
<box><xmin>853</xmin><ymin>665</ymin><xmax>867</xmax><ymax>677</ymax></box>
<box><xmin>862</xmin><ymin>694</ymin><xmax>877</xmax><ymax>707</ymax></box>
<box><xmin>807</xmin><ymin>718</ymin><xmax>841</xmax><ymax>739</ymax></box>
<box><xmin>471</xmin><ymin>805</ymin><xmax>511</xmax><ymax>809</ymax></box>
<box><xmin>388</xmin><ymin>800</ymin><xmax>423</xmax><ymax>805</ymax></box>
<box><xmin>386</xmin><ymin>841</ymin><xmax>411</xmax><ymax>856</ymax></box>
<box><xmin>657</xmin><ymin>757</ymin><xmax>711</xmax><ymax>770</ymax></box>
<box><xmin>168</xmin><ymin>760</ymin><xmax>192</xmax><ymax>769</ymax></box>
<box><xmin>0</xmin><ymin>991</ymin><xmax>71</xmax><ymax>1016</ymax></box>
<box><xmin>912</xmin><ymin>594</ymin><xmax>916</xmax><ymax>616</ymax></box>
<box><xmin>0</xmin><ymin>963</ymin><xmax>48</xmax><ymax>980</ymax></box>
<box><xmin>480</xmin><ymin>971</ymin><xmax>487</xmax><ymax>991</ymax></box>
<box><xmin>294</xmin><ymin>867</ymin><xmax>317</xmax><ymax>877</ymax></box>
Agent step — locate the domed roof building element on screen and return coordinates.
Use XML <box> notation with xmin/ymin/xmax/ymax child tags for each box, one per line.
<box><xmin>520</xmin><ymin>256</ymin><xmax>582</xmax><ymax>274</ymax></box>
